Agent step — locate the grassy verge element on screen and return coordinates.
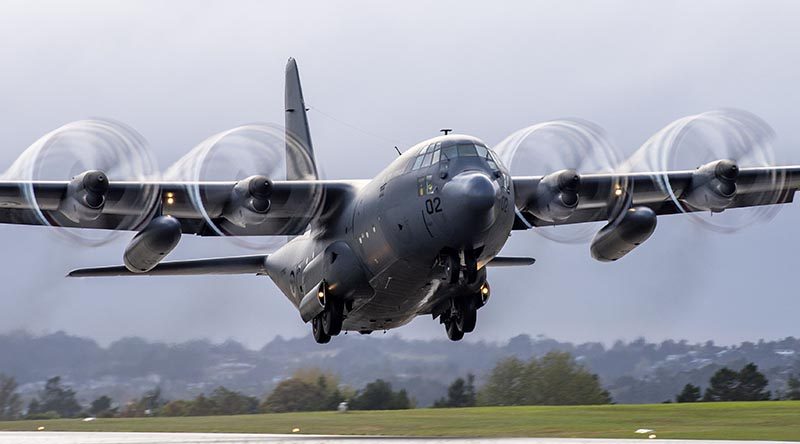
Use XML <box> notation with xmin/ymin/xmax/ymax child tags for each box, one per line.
<box><xmin>0</xmin><ymin>401</ymin><xmax>798</xmax><ymax>441</ymax></box>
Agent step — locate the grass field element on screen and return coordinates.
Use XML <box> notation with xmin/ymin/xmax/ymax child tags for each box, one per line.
<box><xmin>0</xmin><ymin>402</ymin><xmax>798</xmax><ymax>441</ymax></box>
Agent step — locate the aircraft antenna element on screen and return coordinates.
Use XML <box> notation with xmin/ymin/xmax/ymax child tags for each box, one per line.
<box><xmin>394</xmin><ymin>146</ymin><xmax>402</xmax><ymax>156</ymax></box>
<box><xmin>440</xmin><ymin>128</ymin><xmax>453</xmax><ymax>135</ymax></box>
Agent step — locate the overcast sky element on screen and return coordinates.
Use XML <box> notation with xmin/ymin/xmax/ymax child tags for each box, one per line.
<box><xmin>0</xmin><ymin>0</ymin><xmax>799</xmax><ymax>348</ymax></box>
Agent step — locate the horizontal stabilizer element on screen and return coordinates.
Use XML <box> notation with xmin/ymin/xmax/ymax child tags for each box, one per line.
<box><xmin>68</xmin><ymin>255</ymin><xmax>268</xmax><ymax>277</ymax></box>
<box><xmin>487</xmin><ymin>256</ymin><xmax>536</xmax><ymax>267</ymax></box>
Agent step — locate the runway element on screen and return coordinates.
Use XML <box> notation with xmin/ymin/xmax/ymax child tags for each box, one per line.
<box><xmin>0</xmin><ymin>433</ymin><xmax>794</xmax><ymax>444</ymax></box>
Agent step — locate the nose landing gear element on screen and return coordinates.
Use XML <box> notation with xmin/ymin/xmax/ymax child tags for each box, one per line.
<box><xmin>440</xmin><ymin>248</ymin><xmax>482</xmax><ymax>285</ymax></box>
<box><xmin>441</xmin><ymin>282</ymin><xmax>490</xmax><ymax>341</ymax></box>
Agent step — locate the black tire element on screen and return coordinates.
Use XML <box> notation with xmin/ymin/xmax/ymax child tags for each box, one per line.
<box><xmin>445</xmin><ymin>318</ymin><xmax>464</xmax><ymax>341</ymax></box>
<box><xmin>322</xmin><ymin>300</ymin><xmax>344</xmax><ymax>336</ymax></box>
<box><xmin>457</xmin><ymin>299</ymin><xmax>477</xmax><ymax>333</ymax></box>
<box><xmin>444</xmin><ymin>253</ymin><xmax>460</xmax><ymax>284</ymax></box>
<box><xmin>312</xmin><ymin>317</ymin><xmax>331</xmax><ymax>344</ymax></box>
<box><xmin>464</xmin><ymin>252</ymin><xmax>478</xmax><ymax>284</ymax></box>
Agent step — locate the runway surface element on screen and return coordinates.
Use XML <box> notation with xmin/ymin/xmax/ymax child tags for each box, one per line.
<box><xmin>0</xmin><ymin>433</ymin><xmax>794</xmax><ymax>444</ymax></box>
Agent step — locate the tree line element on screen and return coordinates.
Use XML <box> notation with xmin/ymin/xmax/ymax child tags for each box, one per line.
<box><xmin>3</xmin><ymin>354</ymin><xmax>797</xmax><ymax>420</ymax></box>
<box><xmin>675</xmin><ymin>363</ymin><xmax>800</xmax><ymax>403</ymax></box>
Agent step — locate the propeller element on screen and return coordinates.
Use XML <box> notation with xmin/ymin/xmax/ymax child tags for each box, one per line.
<box><xmin>3</xmin><ymin>119</ymin><xmax>160</xmax><ymax>246</ymax></box>
<box><xmin>620</xmin><ymin>109</ymin><xmax>784</xmax><ymax>233</ymax></box>
<box><xmin>163</xmin><ymin>123</ymin><xmax>324</xmax><ymax>250</ymax></box>
<box><xmin>494</xmin><ymin>119</ymin><xmax>626</xmax><ymax>243</ymax></box>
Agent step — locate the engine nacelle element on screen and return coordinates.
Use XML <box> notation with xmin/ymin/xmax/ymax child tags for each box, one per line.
<box><xmin>123</xmin><ymin>215</ymin><xmax>182</xmax><ymax>273</ymax></box>
<box><xmin>222</xmin><ymin>175</ymin><xmax>273</xmax><ymax>228</ymax></box>
<box><xmin>590</xmin><ymin>206</ymin><xmax>657</xmax><ymax>262</ymax></box>
<box><xmin>526</xmin><ymin>169</ymin><xmax>580</xmax><ymax>223</ymax></box>
<box><xmin>299</xmin><ymin>281</ymin><xmax>327</xmax><ymax>323</ymax></box>
<box><xmin>58</xmin><ymin>170</ymin><xmax>109</xmax><ymax>223</ymax></box>
<box><xmin>682</xmin><ymin>159</ymin><xmax>739</xmax><ymax>212</ymax></box>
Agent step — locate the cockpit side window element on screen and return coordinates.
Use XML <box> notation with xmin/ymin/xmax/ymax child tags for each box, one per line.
<box><xmin>421</xmin><ymin>151</ymin><xmax>434</xmax><ymax>168</ymax></box>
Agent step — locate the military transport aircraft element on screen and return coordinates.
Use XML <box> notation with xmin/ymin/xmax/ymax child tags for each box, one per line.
<box><xmin>1</xmin><ymin>58</ymin><xmax>797</xmax><ymax>343</ymax></box>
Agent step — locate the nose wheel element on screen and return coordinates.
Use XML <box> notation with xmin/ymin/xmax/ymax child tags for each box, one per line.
<box><xmin>442</xmin><ymin>293</ymin><xmax>481</xmax><ymax>341</ymax></box>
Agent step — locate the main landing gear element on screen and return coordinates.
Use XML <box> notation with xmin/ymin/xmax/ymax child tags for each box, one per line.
<box><xmin>442</xmin><ymin>282</ymin><xmax>490</xmax><ymax>341</ymax></box>
<box><xmin>312</xmin><ymin>294</ymin><xmax>344</xmax><ymax>344</ymax></box>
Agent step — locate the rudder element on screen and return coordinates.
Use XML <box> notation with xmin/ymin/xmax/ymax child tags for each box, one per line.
<box><xmin>285</xmin><ymin>57</ymin><xmax>317</xmax><ymax>180</ymax></box>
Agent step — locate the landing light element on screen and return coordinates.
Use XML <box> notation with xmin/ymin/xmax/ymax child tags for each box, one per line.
<box><xmin>614</xmin><ymin>187</ymin><xmax>623</xmax><ymax>197</ymax></box>
<box><xmin>481</xmin><ymin>285</ymin><xmax>490</xmax><ymax>295</ymax></box>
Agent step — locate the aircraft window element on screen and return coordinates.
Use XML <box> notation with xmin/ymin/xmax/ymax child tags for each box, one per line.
<box><xmin>417</xmin><ymin>177</ymin><xmax>426</xmax><ymax>196</ymax></box>
<box><xmin>457</xmin><ymin>144</ymin><xmax>478</xmax><ymax>157</ymax></box>
<box><xmin>432</xmin><ymin>149</ymin><xmax>440</xmax><ymax>164</ymax></box>
<box><xmin>425</xmin><ymin>175</ymin><xmax>434</xmax><ymax>194</ymax></box>
<box><xmin>441</xmin><ymin>145</ymin><xmax>457</xmax><ymax>160</ymax></box>
<box><xmin>412</xmin><ymin>155</ymin><xmax>424</xmax><ymax>170</ymax></box>
<box><xmin>421</xmin><ymin>151</ymin><xmax>434</xmax><ymax>167</ymax></box>
<box><xmin>476</xmin><ymin>145</ymin><xmax>489</xmax><ymax>158</ymax></box>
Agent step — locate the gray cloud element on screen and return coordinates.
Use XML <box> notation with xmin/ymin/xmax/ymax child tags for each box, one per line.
<box><xmin>0</xmin><ymin>0</ymin><xmax>798</xmax><ymax>348</ymax></box>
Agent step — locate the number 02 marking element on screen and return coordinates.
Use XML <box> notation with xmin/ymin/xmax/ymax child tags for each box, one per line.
<box><xmin>425</xmin><ymin>197</ymin><xmax>442</xmax><ymax>214</ymax></box>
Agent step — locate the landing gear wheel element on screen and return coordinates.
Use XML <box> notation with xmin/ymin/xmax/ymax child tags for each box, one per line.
<box><xmin>443</xmin><ymin>253</ymin><xmax>460</xmax><ymax>284</ymax></box>
<box><xmin>445</xmin><ymin>318</ymin><xmax>464</xmax><ymax>341</ymax></box>
<box><xmin>312</xmin><ymin>317</ymin><xmax>331</xmax><ymax>344</ymax></box>
<box><xmin>464</xmin><ymin>254</ymin><xmax>478</xmax><ymax>284</ymax></box>
<box><xmin>322</xmin><ymin>300</ymin><xmax>344</xmax><ymax>336</ymax></box>
<box><xmin>457</xmin><ymin>298</ymin><xmax>477</xmax><ymax>333</ymax></box>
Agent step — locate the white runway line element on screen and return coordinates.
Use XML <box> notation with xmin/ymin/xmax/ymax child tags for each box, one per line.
<box><xmin>0</xmin><ymin>433</ymin><xmax>795</xmax><ymax>444</ymax></box>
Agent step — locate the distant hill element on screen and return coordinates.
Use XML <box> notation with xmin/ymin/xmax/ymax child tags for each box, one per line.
<box><xmin>1</xmin><ymin>331</ymin><xmax>798</xmax><ymax>406</ymax></box>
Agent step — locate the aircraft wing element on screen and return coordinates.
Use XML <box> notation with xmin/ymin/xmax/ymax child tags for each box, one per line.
<box><xmin>512</xmin><ymin>165</ymin><xmax>800</xmax><ymax>227</ymax></box>
<box><xmin>0</xmin><ymin>178</ymin><xmax>365</xmax><ymax>236</ymax></box>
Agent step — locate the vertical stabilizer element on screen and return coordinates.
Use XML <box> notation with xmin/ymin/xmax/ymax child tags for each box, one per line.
<box><xmin>285</xmin><ymin>58</ymin><xmax>317</xmax><ymax>180</ymax></box>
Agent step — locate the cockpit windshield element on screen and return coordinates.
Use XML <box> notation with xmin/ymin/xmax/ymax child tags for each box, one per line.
<box><xmin>409</xmin><ymin>142</ymin><xmax>498</xmax><ymax>172</ymax></box>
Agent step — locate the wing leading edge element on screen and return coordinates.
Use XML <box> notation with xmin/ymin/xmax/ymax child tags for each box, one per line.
<box><xmin>0</xmin><ymin>179</ymin><xmax>366</xmax><ymax>236</ymax></box>
<box><xmin>512</xmin><ymin>165</ymin><xmax>800</xmax><ymax>227</ymax></box>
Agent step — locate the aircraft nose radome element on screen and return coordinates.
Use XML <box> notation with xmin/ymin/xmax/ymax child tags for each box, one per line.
<box><xmin>445</xmin><ymin>171</ymin><xmax>497</xmax><ymax>212</ymax></box>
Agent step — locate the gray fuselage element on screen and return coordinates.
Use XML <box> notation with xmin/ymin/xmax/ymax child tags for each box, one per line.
<box><xmin>265</xmin><ymin>134</ymin><xmax>515</xmax><ymax>333</ymax></box>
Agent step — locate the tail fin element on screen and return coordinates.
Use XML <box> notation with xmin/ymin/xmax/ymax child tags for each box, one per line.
<box><xmin>285</xmin><ymin>57</ymin><xmax>317</xmax><ymax>180</ymax></box>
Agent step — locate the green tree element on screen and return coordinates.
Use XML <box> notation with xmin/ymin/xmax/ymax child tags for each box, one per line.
<box><xmin>434</xmin><ymin>374</ymin><xmax>476</xmax><ymax>408</ymax></box>
<box><xmin>531</xmin><ymin>352</ymin><xmax>611</xmax><ymax>405</ymax></box>
<box><xmin>704</xmin><ymin>368</ymin><xmax>739</xmax><ymax>401</ymax></box>
<box><xmin>261</xmin><ymin>370</ymin><xmax>343</xmax><ymax>413</ymax></box>
<box><xmin>349</xmin><ymin>379</ymin><xmax>411</xmax><ymax>410</ymax></box>
<box><xmin>477</xmin><ymin>357</ymin><xmax>527</xmax><ymax>406</ymax></box>
<box><xmin>703</xmin><ymin>364</ymin><xmax>770</xmax><ymax>402</ymax></box>
<box><xmin>0</xmin><ymin>374</ymin><xmax>22</xmax><ymax>420</ymax></box>
<box><xmin>28</xmin><ymin>377</ymin><xmax>82</xmax><ymax>418</ymax></box>
<box><xmin>478</xmin><ymin>352</ymin><xmax>611</xmax><ymax>406</ymax></box>
<box><xmin>209</xmin><ymin>386</ymin><xmax>258</xmax><ymax>415</ymax></box>
<box><xmin>187</xmin><ymin>394</ymin><xmax>217</xmax><ymax>416</ymax></box>
<box><xmin>161</xmin><ymin>399</ymin><xmax>191</xmax><ymax>417</ymax></box>
<box><xmin>736</xmin><ymin>363</ymin><xmax>770</xmax><ymax>401</ymax></box>
<box><xmin>262</xmin><ymin>379</ymin><xmax>321</xmax><ymax>413</ymax></box>
<box><xmin>675</xmin><ymin>384</ymin><xmax>701</xmax><ymax>403</ymax></box>
<box><xmin>786</xmin><ymin>374</ymin><xmax>800</xmax><ymax>400</ymax></box>
<box><xmin>121</xmin><ymin>386</ymin><xmax>167</xmax><ymax>417</ymax></box>
<box><xmin>89</xmin><ymin>395</ymin><xmax>116</xmax><ymax>417</ymax></box>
